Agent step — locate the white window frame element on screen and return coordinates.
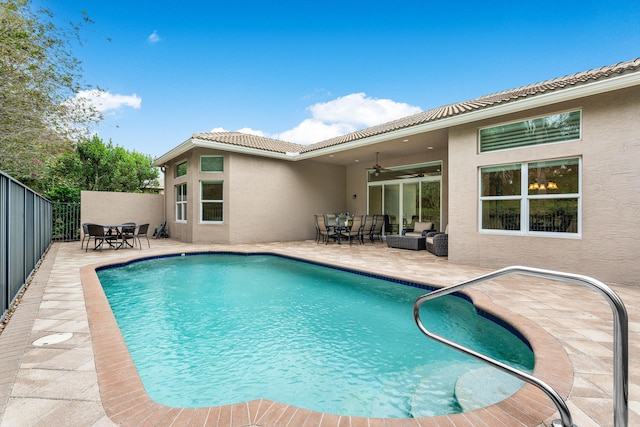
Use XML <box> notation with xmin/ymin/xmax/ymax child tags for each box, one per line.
<box><xmin>200</xmin><ymin>181</ymin><xmax>224</xmax><ymax>224</ymax></box>
<box><xmin>175</xmin><ymin>183</ymin><xmax>187</xmax><ymax>223</ymax></box>
<box><xmin>479</xmin><ymin>157</ymin><xmax>581</xmax><ymax>237</ymax></box>
<box><xmin>200</xmin><ymin>155</ymin><xmax>224</xmax><ymax>173</ymax></box>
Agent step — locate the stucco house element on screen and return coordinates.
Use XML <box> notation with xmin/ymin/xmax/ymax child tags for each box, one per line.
<box><xmin>154</xmin><ymin>58</ymin><xmax>640</xmax><ymax>285</ymax></box>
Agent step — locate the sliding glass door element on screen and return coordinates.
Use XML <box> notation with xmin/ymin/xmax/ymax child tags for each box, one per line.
<box><xmin>383</xmin><ymin>184</ymin><xmax>400</xmax><ymax>233</ymax></box>
<box><xmin>367</xmin><ymin>161</ymin><xmax>442</xmax><ymax>234</ymax></box>
<box><xmin>421</xmin><ymin>180</ymin><xmax>441</xmax><ymax>230</ymax></box>
<box><xmin>403</xmin><ymin>182</ymin><xmax>420</xmax><ymax>230</ymax></box>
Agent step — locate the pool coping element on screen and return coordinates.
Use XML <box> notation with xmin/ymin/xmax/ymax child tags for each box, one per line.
<box><xmin>80</xmin><ymin>249</ymin><xmax>573</xmax><ymax>427</ymax></box>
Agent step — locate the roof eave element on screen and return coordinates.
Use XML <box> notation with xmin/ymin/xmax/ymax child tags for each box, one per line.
<box><xmin>153</xmin><ymin>137</ymin><xmax>298</xmax><ymax>166</ymax></box>
<box><xmin>293</xmin><ymin>70</ymin><xmax>640</xmax><ymax>160</ymax></box>
<box><xmin>154</xmin><ymin>69</ymin><xmax>640</xmax><ymax>165</ymax></box>
<box><xmin>153</xmin><ymin>137</ymin><xmax>195</xmax><ymax>166</ymax></box>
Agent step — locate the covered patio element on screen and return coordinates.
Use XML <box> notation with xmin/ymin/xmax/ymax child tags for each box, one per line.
<box><xmin>1</xmin><ymin>239</ymin><xmax>638</xmax><ymax>426</ymax></box>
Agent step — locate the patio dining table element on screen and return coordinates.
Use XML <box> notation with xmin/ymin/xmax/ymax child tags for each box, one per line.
<box><xmin>327</xmin><ymin>218</ymin><xmax>353</xmax><ymax>244</ymax></box>
<box><xmin>101</xmin><ymin>224</ymin><xmax>136</xmax><ymax>250</ymax></box>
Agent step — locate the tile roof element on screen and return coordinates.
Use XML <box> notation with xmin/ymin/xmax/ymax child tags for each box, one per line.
<box><xmin>192</xmin><ymin>131</ymin><xmax>304</xmax><ymax>155</ymax></box>
<box><xmin>192</xmin><ymin>58</ymin><xmax>640</xmax><ymax>156</ymax></box>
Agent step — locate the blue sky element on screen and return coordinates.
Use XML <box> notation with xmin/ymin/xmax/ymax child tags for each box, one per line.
<box><xmin>39</xmin><ymin>0</ymin><xmax>640</xmax><ymax>158</ymax></box>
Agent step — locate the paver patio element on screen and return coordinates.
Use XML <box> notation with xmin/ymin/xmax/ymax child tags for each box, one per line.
<box><xmin>0</xmin><ymin>239</ymin><xmax>638</xmax><ymax>426</ymax></box>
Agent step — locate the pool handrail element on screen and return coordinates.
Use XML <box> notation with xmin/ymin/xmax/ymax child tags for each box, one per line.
<box><xmin>413</xmin><ymin>265</ymin><xmax>628</xmax><ymax>427</ymax></box>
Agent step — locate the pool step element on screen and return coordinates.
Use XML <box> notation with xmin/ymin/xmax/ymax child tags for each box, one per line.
<box><xmin>454</xmin><ymin>366</ymin><xmax>525</xmax><ymax>411</ymax></box>
<box><xmin>408</xmin><ymin>363</ymin><xmax>525</xmax><ymax>417</ymax></box>
<box><xmin>408</xmin><ymin>361</ymin><xmax>477</xmax><ymax>418</ymax></box>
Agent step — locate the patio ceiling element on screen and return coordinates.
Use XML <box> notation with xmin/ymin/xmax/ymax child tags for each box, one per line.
<box><xmin>309</xmin><ymin>128</ymin><xmax>449</xmax><ymax>167</ymax></box>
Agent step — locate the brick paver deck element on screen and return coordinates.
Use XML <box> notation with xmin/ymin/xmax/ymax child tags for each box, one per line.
<box><xmin>1</xmin><ymin>240</ymin><xmax>638</xmax><ymax>426</ymax></box>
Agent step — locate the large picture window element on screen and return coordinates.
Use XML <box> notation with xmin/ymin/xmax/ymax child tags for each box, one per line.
<box><xmin>479</xmin><ymin>110</ymin><xmax>581</xmax><ymax>152</ymax></box>
<box><xmin>201</xmin><ymin>181</ymin><xmax>223</xmax><ymax>223</ymax></box>
<box><xmin>480</xmin><ymin>158</ymin><xmax>580</xmax><ymax>235</ymax></box>
<box><xmin>176</xmin><ymin>183</ymin><xmax>187</xmax><ymax>222</ymax></box>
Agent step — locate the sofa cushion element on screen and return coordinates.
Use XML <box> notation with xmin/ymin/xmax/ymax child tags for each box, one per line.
<box><xmin>413</xmin><ymin>222</ymin><xmax>434</xmax><ymax>233</ymax></box>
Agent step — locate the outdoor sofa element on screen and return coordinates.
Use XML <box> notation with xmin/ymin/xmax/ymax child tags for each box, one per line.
<box><xmin>402</xmin><ymin>222</ymin><xmax>434</xmax><ymax>237</ymax></box>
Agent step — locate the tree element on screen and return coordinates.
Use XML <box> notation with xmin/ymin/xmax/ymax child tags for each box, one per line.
<box><xmin>49</xmin><ymin>135</ymin><xmax>159</xmax><ymax>199</ymax></box>
<box><xmin>0</xmin><ymin>0</ymin><xmax>100</xmax><ymax>188</ymax></box>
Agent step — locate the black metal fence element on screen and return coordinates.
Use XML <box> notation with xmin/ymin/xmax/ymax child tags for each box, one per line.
<box><xmin>52</xmin><ymin>203</ymin><xmax>81</xmax><ymax>242</ymax></box>
<box><xmin>1</xmin><ymin>171</ymin><xmax>52</xmax><ymax>322</ymax></box>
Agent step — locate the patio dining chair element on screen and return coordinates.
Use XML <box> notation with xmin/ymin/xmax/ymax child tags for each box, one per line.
<box><xmin>80</xmin><ymin>223</ymin><xmax>90</xmax><ymax>249</ymax></box>
<box><xmin>120</xmin><ymin>222</ymin><xmax>137</xmax><ymax>248</ymax></box>
<box><xmin>362</xmin><ymin>215</ymin><xmax>374</xmax><ymax>242</ymax></box>
<box><xmin>133</xmin><ymin>224</ymin><xmax>150</xmax><ymax>249</ymax></box>
<box><xmin>86</xmin><ymin>223</ymin><xmax>118</xmax><ymax>252</ymax></box>
<box><xmin>368</xmin><ymin>215</ymin><xmax>385</xmax><ymax>243</ymax></box>
<box><xmin>316</xmin><ymin>214</ymin><xmax>337</xmax><ymax>244</ymax></box>
<box><xmin>340</xmin><ymin>215</ymin><xmax>364</xmax><ymax>245</ymax></box>
<box><xmin>313</xmin><ymin>215</ymin><xmax>322</xmax><ymax>243</ymax></box>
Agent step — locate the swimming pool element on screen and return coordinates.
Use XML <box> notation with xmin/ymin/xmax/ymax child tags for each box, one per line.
<box><xmin>97</xmin><ymin>253</ymin><xmax>534</xmax><ymax>418</ymax></box>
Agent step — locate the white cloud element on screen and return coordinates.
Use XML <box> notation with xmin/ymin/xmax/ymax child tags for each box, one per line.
<box><xmin>308</xmin><ymin>93</ymin><xmax>421</xmax><ymax>128</ymax></box>
<box><xmin>74</xmin><ymin>90</ymin><xmax>141</xmax><ymax>113</ymax></box>
<box><xmin>276</xmin><ymin>119</ymin><xmax>355</xmax><ymax>145</ymax></box>
<box><xmin>277</xmin><ymin>93</ymin><xmax>421</xmax><ymax>144</ymax></box>
<box><xmin>236</xmin><ymin>127</ymin><xmax>267</xmax><ymax>137</ymax></box>
<box><xmin>147</xmin><ymin>30</ymin><xmax>161</xmax><ymax>44</ymax></box>
<box><xmin>209</xmin><ymin>93</ymin><xmax>421</xmax><ymax>145</ymax></box>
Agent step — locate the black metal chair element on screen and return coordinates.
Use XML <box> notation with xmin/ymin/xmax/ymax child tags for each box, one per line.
<box><xmin>80</xmin><ymin>223</ymin><xmax>90</xmax><ymax>249</ymax></box>
<box><xmin>120</xmin><ymin>223</ymin><xmax>137</xmax><ymax>248</ymax></box>
<box><xmin>133</xmin><ymin>223</ymin><xmax>150</xmax><ymax>248</ymax></box>
<box><xmin>86</xmin><ymin>224</ymin><xmax>118</xmax><ymax>252</ymax></box>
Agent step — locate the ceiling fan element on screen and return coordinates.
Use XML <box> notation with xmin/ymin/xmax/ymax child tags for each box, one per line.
<box><xmin>371</xmin><ymin>152</ymin><xmax>392</xmax><ymax>176</ymax></box>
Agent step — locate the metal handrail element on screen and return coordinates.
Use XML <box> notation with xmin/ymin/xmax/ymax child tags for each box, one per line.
<box><xmin>413</xmin><ymin>265</ymin><xmax>628</xmax><ymax>427</ymax></box>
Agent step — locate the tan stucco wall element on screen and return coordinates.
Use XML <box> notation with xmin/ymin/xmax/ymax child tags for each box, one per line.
<box><xmin>448</xmin><ymin>87</ymin><xmax>640</xmax><ymax>285</ymax></box>
<box><xmin>227</xmin><ymin>154</ymin><xmax>346</xmax><ymax>244</ymax></box>
<box><xmin>80</xmin><ymin>191</ymin><xmax>164</xmax><ymax>231</ymax></box>
<box><xmin>155</xmin><ymin>85</ymin><xmax>639</xmax><ymax>285</ymax></box>
<box><xmin>162</xmin><ymin>149</ymin><xmax>346</xmax><ymax>244</ymax></box>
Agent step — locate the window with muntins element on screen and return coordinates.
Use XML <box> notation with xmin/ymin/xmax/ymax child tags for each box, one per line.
<box><xmin>480</xmin><ymin>157</ymin><xmax>580</xmax><ymax>235</ymax></box>
<box><xmin>479</xmin><ymin>110</ymin><xmax>581</xmax><ymax>152</ymax></box>
<box><xmin>176</xmin><ymin>183</ymin><xmax>187</xmax><ymax>222</ymax></box>
<box><xmin>201</xmin><ymin>181</ymin><xmax>223</xmax><ymax>223</ymax></box>
<box><xmin>200</xmin><ymin>156</ymin><xmax>224</xmax><ymax>172</ymax></box>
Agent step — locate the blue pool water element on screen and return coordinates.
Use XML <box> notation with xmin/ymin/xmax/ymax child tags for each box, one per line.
<box><xmin>97</xmin><ymin>253</ymin><xmax>534</xmax><ymax>418</ymax></box>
